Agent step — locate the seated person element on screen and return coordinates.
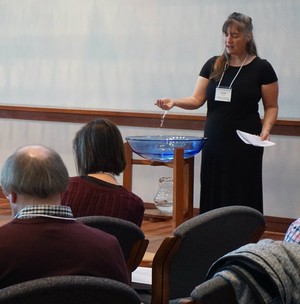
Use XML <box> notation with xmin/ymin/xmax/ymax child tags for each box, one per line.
<box><xmin>61</xmin><ymin>118</ymin><xmax>145</xmax><ymax>227</ymax></box>
<box><xmin>0</xmin><ymin>145</ymin><xmax>129</xmax><ymax>289</ymax></box>
<box><xmin>188</xmin><ymin>239</ymin><xmax>300</xmax><ymax>303</ymax></box>
<box><xmin>284</xmin><ymin>218</ymin><xmax>300</xmax><ymax>244</ymax></box>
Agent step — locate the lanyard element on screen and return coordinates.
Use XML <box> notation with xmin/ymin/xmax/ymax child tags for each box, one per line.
<box><xmin>217</xmin><ymin>55</ymin><xmax>248</xmax><ymax>89</ymax></box>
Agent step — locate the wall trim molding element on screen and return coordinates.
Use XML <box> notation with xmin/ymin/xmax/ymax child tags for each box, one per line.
<box><xmin>264</xmin><ymin>215</ymin><xmax>294</xmax><ymax>233</ymax></box>
<box><xmin>1</xmin><ymin>105</ymin><xmax>300</xmax><ymax>136</ymax></box>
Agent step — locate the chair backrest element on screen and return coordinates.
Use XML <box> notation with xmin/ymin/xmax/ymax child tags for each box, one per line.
<box><xmin>0</xmin><ymin>275</ymin><xmax>141</xmax><ymax>304</ymax></box>
<box><xmin>77</xmin><ymin>215</ymin><xmax>149</xmax><ymax>279</ymax></box>
<box><xmin>150</xmin><ymin>205</ymin><xmax>266</xmax><ymax>304</ymax></box>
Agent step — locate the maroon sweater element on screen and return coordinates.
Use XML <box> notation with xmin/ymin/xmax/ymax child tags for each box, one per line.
<box><xmin>0</xmin><ymin>218</ymin><xmax>129</xmax><ymax>289</ymax></box>
<box><xmin>61</xmin><ymin>176</ymin><xmax>145</xmax><ymax>226</ymax></box>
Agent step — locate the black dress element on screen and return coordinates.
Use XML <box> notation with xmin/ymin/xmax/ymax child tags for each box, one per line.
<box><xmin>199</xmin><ymin>56</ymin><xmax>278</xmax><ymax>214</ymax></box>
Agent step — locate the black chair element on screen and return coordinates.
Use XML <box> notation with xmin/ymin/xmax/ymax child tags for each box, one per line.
<box><xmin>0</xmin><ymin>275</ymin><xmax>141</xmax><ymax>304</ymax></box>
<box><xmin>137</xmin><ymin>205</ymin><xmax>266</xmax><ymax>304</ymax></box>
<box><xmin>77</xmin><ymin>215</ymin><xmax>149</xmax><ymax>281</ymax></box>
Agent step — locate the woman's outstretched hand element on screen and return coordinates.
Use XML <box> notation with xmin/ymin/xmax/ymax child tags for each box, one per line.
<box><xmin>155</xmin><ymin>98</ymin><xmax>174</xmax><ymax>110</ymax></box>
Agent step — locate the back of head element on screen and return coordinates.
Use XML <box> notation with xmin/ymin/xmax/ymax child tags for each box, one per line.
<box><xmin>0</xmin><ymin>145</ymin><xmax>69</xmax><ymax>199</ymax></box>
<box><xmin>73</xmin><ymin>118</ymin><xmax>126</xmax><ymax>176</ymax></box>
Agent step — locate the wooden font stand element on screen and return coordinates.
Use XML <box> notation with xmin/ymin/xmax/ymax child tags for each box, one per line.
<box><xmin>123</xmin><ymin>142</ymin><xmax>195</xmax><ymax>227</ymax></box>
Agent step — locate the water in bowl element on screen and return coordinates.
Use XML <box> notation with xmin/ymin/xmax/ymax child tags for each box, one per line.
<box><xmin>126</xmin><ymin>135</ymin><xmax>207</xmax><ymax>162</ymax></box>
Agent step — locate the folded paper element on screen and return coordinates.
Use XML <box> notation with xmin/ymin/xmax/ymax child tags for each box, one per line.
<box><xmin>236</xmin><ymin>130</ymin><xmax>275</xmax><ymax>147</ymax></box>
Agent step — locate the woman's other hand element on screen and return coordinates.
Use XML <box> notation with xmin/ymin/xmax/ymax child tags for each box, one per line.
<box><xmin>260</xmin><ymin>130</ymin><xmax>270</xmax><ymax>141</ymax></box>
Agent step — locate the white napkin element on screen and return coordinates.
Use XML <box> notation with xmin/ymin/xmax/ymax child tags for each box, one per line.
<box><xmin>236</xmin><ymin>130</ymin><xmax>275</xmax><ymax>147</ymax></box>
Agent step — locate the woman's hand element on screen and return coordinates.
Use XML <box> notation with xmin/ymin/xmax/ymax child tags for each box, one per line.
<box><xmin>260</xmin><ymin>130</ymin><xmax>270</xmax><ymax>141</ymax></box>
<box><xmin>155</xmin><ymin>98</ymin><xmax>175</xmax><ymax>110</ymax></box>
<box><xmin>155</xmin><ymin>76</ymin><xmax>208</xmax><ymax>111</ymax></box>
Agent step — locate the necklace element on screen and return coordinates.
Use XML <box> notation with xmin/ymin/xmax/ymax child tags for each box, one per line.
<box><xmin>90</xmin><ymin>172</ymin><xmax>118</xmax><ymax>184</ymax></box>
<box><xmin>96</xmin><ymin>171</ymin><xmax>116</xmax><ymax>179</ymax></box>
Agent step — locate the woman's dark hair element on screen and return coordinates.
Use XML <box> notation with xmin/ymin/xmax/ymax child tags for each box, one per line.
<box><xmin>210</xmin><ymin>12</ymin><xmax>258</xmax><ymax>81</ymax></box>
<box><xmin>73</xmin><ymin>118</ymin><xmax>126</xmax><ymax>176</ymax></box>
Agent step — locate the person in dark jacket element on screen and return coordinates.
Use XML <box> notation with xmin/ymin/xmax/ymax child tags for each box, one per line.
<box><xmin>0</xmin><ymin>144</ymin><xmax>129</xmax><ymax>289</ymax></box>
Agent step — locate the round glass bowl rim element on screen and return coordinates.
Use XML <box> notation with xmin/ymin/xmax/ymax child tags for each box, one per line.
<box><xmin>126</xmin><ymin>135</ymin><xmax>207</xmax><ymax>142</ymax></box>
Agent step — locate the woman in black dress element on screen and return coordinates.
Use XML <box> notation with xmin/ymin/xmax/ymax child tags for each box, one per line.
<box><xmin>155</xmin><ymin>12</ymin><xmax>279</xmax><ymax>214</ymax></box>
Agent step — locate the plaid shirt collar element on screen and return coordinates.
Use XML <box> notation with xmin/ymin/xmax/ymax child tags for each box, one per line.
<box><xmin>15</xmin><ymin>205</ymin><xmax>74</xmax><ymax>220</ymax></box>
<box><xmin>284</xmin><ymin>218</ymin><xmax>300</xmax><ymax>244</ymax></box>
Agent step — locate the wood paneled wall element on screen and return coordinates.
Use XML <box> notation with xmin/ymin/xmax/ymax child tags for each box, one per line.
<box><xmin>1</xmin><ymin>105</ymin><xmax>300</xmax><ymax>136</ymax></box>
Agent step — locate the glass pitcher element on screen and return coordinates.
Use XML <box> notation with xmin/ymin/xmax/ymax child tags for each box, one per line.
<box><xmin>154</xmin><ymin>177</ymin><xmax>173</xmax><ymax>214</ymax></box>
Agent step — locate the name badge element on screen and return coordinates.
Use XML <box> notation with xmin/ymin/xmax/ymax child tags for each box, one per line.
<box><xmin>215</xmin><ymin>87</ymin><xmax>232</xmax><ymax>102</ymax></box>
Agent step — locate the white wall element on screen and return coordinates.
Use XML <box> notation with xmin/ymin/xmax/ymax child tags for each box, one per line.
<box><xmin>0</xmin><ymin>0</ymin><xmax>299</xmax><ymax>118</ymax></box>
<box><xmin>1</xmin><ymin>119</ymin><xmax>299</xmax><ymax>219</ymax></box>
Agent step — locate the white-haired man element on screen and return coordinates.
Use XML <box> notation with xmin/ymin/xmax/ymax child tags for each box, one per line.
<box><xmin>0</xmin><ymin>145</ymin><xmax>129</xmax><ymax>289</ymax></box>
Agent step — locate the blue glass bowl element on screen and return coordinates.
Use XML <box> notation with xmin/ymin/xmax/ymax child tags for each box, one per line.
<box><xmin>126</xmin><ymin>135</ymin><xmax>207</xmax><ymax>162</ymax></box>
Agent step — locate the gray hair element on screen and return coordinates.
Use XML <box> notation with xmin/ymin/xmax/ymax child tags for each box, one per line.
<box><xmin>0</xmin><ymin>145</ymin><xmax>69</xmax><ymax>199</ymax></box>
